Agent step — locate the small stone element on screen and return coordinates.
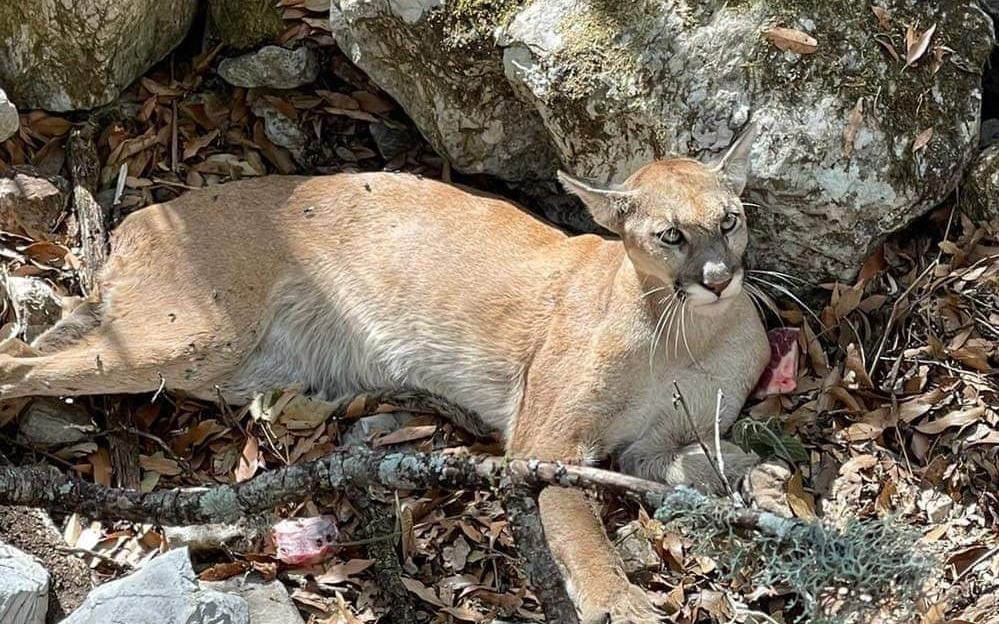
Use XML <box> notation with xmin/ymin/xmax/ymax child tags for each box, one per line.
<box><xmin>0</xmin><ymin>541</ymin><xmax>49</xmax><ymax>624</ymax></box>
<box><xmin>63</xmin><ymin>548</ymin><xmax>249</xmax><ymax>624</ymax></box>
<box><xmin>1</xmin><ymin>276</ymin><xmax>64</xmax><ymax>343</ymax></box>
<box><xmin>17</xmin><ymin>399</ymin><xmax>95</xmax><ymax>448</ymax></box>
<box><xmin>250</xmin><ymin>96</ymin><xmax>306</xmax><ymax>157</ymax></box>
<box><xmin>0</xmin><ymin>88</ymin><xmax>18</xmax><ymax>142</ymax></box>
<box><xmin>200</xmin><ymin>574</ymin><xmax>305</xmax><ymax>624</ymax></box>
<box><xmin>0</xmin><ymin>171</ymin><xmax>67</xmax><ymax>241</ymax></box>
<box><xmin>614</xmin><ymin>520</ymin><xmax>661</xmax><ymax>576</ymax></box>
<box><xmin>218</xmin><ymin>46</ymin><xmax>319</xmax><ymax>89</ymax></box>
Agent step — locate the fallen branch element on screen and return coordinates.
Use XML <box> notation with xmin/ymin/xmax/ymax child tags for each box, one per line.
<box><xmin>0</xmin><ymin>447</ymin><xmax>672</xmax><ymax>525</ymax></box>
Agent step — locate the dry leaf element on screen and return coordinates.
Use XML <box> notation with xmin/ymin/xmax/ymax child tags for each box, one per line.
<box><xmin>235</xmin><ymin>434</ymin><xmax>261</xmax><ymax>481</ymax></box>
<box><xmin>905</xmin><ymin>23</ymin><xmax>937</xmax><ymax>67</ymax></box>
<box><xmin>89</xmin><ymin>448</ymin><xmax>112</xmax><ymax>487</ymax></box>
<box><xmin>373</xmin><ymin>424</ymin><xmax>438</xmax><ymax>447</ymax></box>
<box><xmin>915</xmin><ymin>406</ymin><xmax>985</xmax><ymax>434</ymax></box>
<box><xmin>764</xmin><ymin>27</ymin><xmax>818</xmax><ymax>55</ymax></box>
<box><xmin>786</xmin><ymin>471</ymin><xmax>816</xmax><ymax>520</ymax></box>
<box><xmin>871</xmin><ymin>5</ymin><xmax>891</xmax><ymax>30</ymax></box>
<box><xmin>912</xmin><ymin>127</ymin><xmax>934</xmax><ymax>153</ymax></box>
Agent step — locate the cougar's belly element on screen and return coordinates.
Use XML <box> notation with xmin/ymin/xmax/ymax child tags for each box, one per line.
<box><xmin>219</xmin><ymin>285</ymin><xmax>525</xmax><ymax>433</ymax></box>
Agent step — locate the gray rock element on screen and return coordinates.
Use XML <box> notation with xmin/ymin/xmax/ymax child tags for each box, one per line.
<box><xmin>613</xmin><ymin>521</ymin><xmax>661</xmax><ymax>577</ymax></box>
<box><xmin>0</xmin><ymin>1</ymin><xmax>197</xmax><ymax>111</ymax></box>
<box><xmin>1</xmin><ymin>276</ymin><xmax>63</xmax><ymax>343</ymax></box>
<box><xmin>218</xmin><ymin>46</ymin><xmax>319</xmax><ymax>89</ymax></box>
<box><xmin>200</xmin><ymin>575</ymin><xmax>304</xmax><ymax>624</ymax></box>
<box><xmin>17</xmin><ymin>399</ymin><xmax>95</xmax><ymax>449</ymax></box>
<box><xmin>0</xmin><ymin>88</ymin><xmax>17</xmax><ymax>142</ymax></box>
<box><xmin>965</xmin><ymin>143</ymin><xmax>999</xmax><ymax>219</ymax></box>
<box><xmin>208</xmin><ymin>0</ymin><xmax>286</xmax><ymax>50</ymax></box>
<box><xmin>342</xmin><ymin>411</ymin><xmax>415</xmax><ymax>447</ymax></box>
<box><xmin>369</xmin><ymin>122</ymin><xmax>412</xmax><ymax>160</ymax></box>
<box><xmin>0</xmin><ymin>171</ymin><xmax>66</xmax><ymax>241</ymax></box>
<box><xmin>330</xmin><ymin>0</ymin><xmax>994</xmax><ymax>281</ymax></box>
<box><xmin>0</xmin><ymin>542</ymin><xmax>49</xmax><ymax>624</ymax></box>
<box><xmin>250</xmin><ymin>96</ymin><xmax>307</xmax><ymax>158</ymax></box>
<box><xmin>63</xmin><ymin>548</ymin><xmax>249</xmax><ymax>624</ymax></box>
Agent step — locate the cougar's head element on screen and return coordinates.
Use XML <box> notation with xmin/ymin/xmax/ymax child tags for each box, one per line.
<box><xmin>559</xmin><ymin>125</ymin><xmax>756</xmax><ymax>314</ymax></box>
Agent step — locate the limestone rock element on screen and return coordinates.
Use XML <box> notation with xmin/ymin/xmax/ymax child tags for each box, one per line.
<box><xmin>1</xmin><ymin>276</ymin><xmax>63</xmax><ymax>344</ymax></box>
<box><xmin>62</xmin><ymin>548</ymin><xmax>249</xmax><ymax>624</ymax></box>
<box><xmin>965</xmin><ymin>144</ymin><xmax>999</xmax><ymax>219</ymax></box>
<box><xmin>0</xmin><ymin>88</ymin><xmax>18</xmax><ymax>142</ymax></box>
<box><xmin>0</xmin><ymin>0</ymin><xmax>197</xmax><ymax>111</ymax></box>
<box><xmin>0</xmin><ymin>171</ymin><xmax>66</xmax><ymax>241</ymax></box>
<box><xmin>201</xmin><ymin>574</ymin><xmax>304</xmax><ymax>624</ymax></box>
<box><xmin>208</xmin><ymin>0</ymin><xmax>286</xmax><ymax>50</ymax></box>
<box><xmin>218</xmin><ymin>46</ymin><xmax>319</xmax><ymax>90</ymax></box>
<box><xmin>0</xmin><ymin>542</ymin><xmax>49</xmax><ymax>624</ymax></box>
<box><xmin>330</xmin><ymin>0</ymin><xmax>994</xmax><ymax>281</ymax></box>
<box><xmin>17</xmin><ymin>399</ymin><xmax>95</xmax><ymax>449</ymax></box>
<box><xmin>330</xmin><ymin>0</ymin><xmax>559</xmax><ymax>182</ymax></box>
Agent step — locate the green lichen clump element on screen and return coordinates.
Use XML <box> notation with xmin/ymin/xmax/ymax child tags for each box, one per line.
<box><xmin>208</xmin><ymin>0</ymin><xmax>286</xmax><ymax>50</ymax></box>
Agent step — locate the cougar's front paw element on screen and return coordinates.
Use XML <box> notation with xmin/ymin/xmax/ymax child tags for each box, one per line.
<box><xmin>583</xmin><ymin>584</ymin><xmax>661</xmax><ymax>624</ymax></box>
<box><xmin>741</xmin><ymin>459</ymin><xmax>794</xmax><ymax>517</ymax></box>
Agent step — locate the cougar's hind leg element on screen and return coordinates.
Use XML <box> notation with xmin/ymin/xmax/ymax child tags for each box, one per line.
<box><xmin>0</xmin><ymin>318</ymin><xmax>238</xmax><ymax>400</ymax></box>
<box><xmin>31</xmin><ymin>300</ymin><xmax>102</xmax><ymax>354</ymax></box>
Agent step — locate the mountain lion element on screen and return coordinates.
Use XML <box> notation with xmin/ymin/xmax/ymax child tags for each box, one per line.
<box><xmin>0</xmin><ymin>126</ymin><xmax>770</xmax><ymax>622</ymax></box>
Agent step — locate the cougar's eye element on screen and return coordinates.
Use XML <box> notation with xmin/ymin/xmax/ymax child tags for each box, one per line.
<box><xmin>657</xmin><ymin>228</ymin><xmax>684</xmax><ymax>246</ymax></box>
<box><xmin>721</xmin><ymin>213</ymin><xmax>738</xmax><ymax>233</ymax></box>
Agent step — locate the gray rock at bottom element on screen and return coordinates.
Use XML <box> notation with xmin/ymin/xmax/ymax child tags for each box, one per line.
<box><xmin>200</xmin><ymin>575</ymin><xmax>304</xmax><ymax>624</ymax></box>
<box><xmin>62</xmin><ymin>548</ymin><xmax>249</xmax><ymax>624</ymax></box>
<box><xmin>218</xmin><ymin>46</ymin><xmax>319</xmax><ymax>90</ymax></box>
<box><xmin>0</xmin><ymin>542</ymin><xmax>49</xmax><ymax>624</ymax></box>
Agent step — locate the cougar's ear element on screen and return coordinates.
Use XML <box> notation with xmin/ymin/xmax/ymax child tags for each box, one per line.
<box><xmin>557</xmin><ymin>170</ymin><xmax>634</xmax><ymax>234</ymax></box>
<box><xmin>712</xmin><ymin>123</ymin><xmax>758</xmax><ymax>196</ymax></box>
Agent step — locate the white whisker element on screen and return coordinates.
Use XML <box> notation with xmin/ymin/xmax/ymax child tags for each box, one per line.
<box><xmin>746</xmin><ymin>275</ymin><xmax>825</xmax><ymax>329</ymax></box>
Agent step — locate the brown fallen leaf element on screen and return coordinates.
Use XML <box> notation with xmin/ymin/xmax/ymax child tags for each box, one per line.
<box><xmin>198</xmin><ymin>560</ymin><xmax>249</xmax><ymax>581</ymax></box>
<box><xmin>905</xmin><ymin>23</ymin><xmax>937</xmax><ymax>67</ymax></box>
<box><xmin>786</xmin><ymin>471</ymin><xmax>816</xmax><ymax>520</ymax></box>
<box><xmin>764</xmin><ymin>26</ymin><xmax>818</xmax><ymax>55</ymax></box>
<box><xmin>373</xmin><ymin>424</ymin><xmax>438</xmax><ymax>447</ymax></box>
<box><xmin>871</xmin><ymin>5</ymin><xmax>891</xmax><ymax>31</ymax></box>
<box><xmin>235</xmin><ymin>434</ymin><xmax>261</xmax><ymax>482</ymax></box>
<box><xmin>912</xmin><ymin>126</ymin><xmax>934</xmax><ymax>153</ymax></box>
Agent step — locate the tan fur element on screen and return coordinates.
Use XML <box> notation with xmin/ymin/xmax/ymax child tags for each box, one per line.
<box><xmin>0</xmin><ymin>132</ymin><xmax>770</xmax><ymax>622</ymax></box>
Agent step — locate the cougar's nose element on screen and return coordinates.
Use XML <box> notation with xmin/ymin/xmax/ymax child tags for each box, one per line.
<box><xmin>701</xmin><ymin>261</ymin><xmax>732</xmax><ymax>296</ymax></box>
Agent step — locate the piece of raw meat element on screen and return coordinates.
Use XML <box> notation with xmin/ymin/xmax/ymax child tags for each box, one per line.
<box><xmin>272</xmin><ymin>515</ymin><xmax>339</xmax><ymax>566</ymax></box>
<box><xmin>753</xmin><ymin>328</ymin><xmax>800</xmax><ymax>399</ymax></box>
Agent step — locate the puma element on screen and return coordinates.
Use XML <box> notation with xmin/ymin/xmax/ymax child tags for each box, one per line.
<box><xmin>0</xmin><ymin>126</ymin><xmax>769</xmax><ymax>623</ymax></box>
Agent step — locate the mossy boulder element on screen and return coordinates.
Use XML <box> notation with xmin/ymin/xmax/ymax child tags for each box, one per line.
<box><xmin>208</xmin><ymin>0</ymin><xmax>287</xmax><ymax>50</ymax></box>
<box><xmin>0</xmin><ymin>0</ymin><xmax>196</xmax><ymax>111</ymax></box>
<box><xmin>331</xmin><ymin>0</ymin><xmax>994</xmax><ymax>281</ymax></box>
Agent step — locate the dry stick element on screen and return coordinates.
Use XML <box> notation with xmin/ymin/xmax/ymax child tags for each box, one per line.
<box><xmin>671</xmin><ymin>380</ymin><xmax>733</xmax><ymax>497</ymax></box>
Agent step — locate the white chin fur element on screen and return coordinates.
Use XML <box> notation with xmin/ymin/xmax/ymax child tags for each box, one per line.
<box><xmin>684</xmin><ymin>273</ymin><xmax>744</xmax><ymax>310</ymax></box>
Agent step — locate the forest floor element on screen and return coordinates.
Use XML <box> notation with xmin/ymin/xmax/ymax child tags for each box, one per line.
<box><xmin>0</xmin><ymin>5</ymin><xmax>996</xmax><ymax>623</ymax></box>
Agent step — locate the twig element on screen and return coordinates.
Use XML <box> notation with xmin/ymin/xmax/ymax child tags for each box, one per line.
<box><xmin>672</xmin><ymin>380</ymin><xmax>732</xmax><ymax>496</ymax></box>
<box><xmin>712</xmin><ymin>388</ymin><xmax>737</xmax><ymax>502</ymax></box>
